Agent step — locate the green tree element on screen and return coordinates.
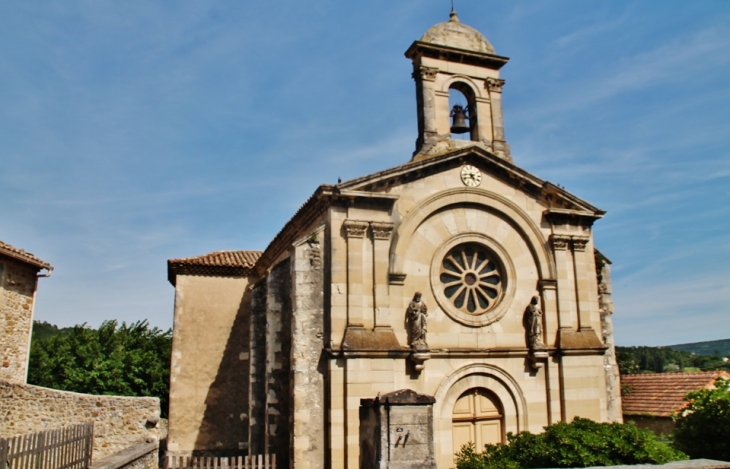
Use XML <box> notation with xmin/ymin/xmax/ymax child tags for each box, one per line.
<box><xmin>28</xmin><ymin>320</ymin><xmax>172</xmax><ymax>417</ymax></box>
<box><xmin>455</xmin><ymin>417</ymin><xmax>687</xmax><ymax>469</ymax></box>
<box><xmin>616</xmin><ymin>350</ymin><xmax>640</xmax><ymax>375</ymax></box>
<box><xmin>673</xmin><ymin>377</ymin><xmax>730</xmax><ymax>461</ymax></box>
<box><xmin>615</xmin><ymin>346</ymin><xmax>730</xmax><ymax>374</ymax></box>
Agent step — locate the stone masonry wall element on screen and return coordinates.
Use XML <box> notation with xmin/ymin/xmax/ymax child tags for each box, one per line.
<box><xmin>597</xmin><ymin>252</ymin><xmax>623</xmax><ymax>423</ymax></box>
<box><xmin>0</xmin><ymin>257</ymin><xmax>38</xmax><ymax>383</ymax></box>
<box><xmin>248</xmin><ymin>281</ymin><xmax>267</xmax><ymax>455</ymax></box>
<box><xmin>0</xmin><ymin>380</ymin><xmax>161</xmax><ymax>461</ymax></box>
<box><xmin>264</xmin><ymin>259</ymin><xmax>292</xmax><ymax>469</ymax></box>
<box><xmin>290</xmin><ymin>228</ymin><xmax>326</xmax><ymax>469</ymax></box>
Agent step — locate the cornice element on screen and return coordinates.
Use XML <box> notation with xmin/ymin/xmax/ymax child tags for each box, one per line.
<box><xmin>338</xmin><ymin>146</ymin><xmax>603</xmax><ymax>217</ymax></box>
<box><xmin>405</xmin><ymin>40</ymin><xmax>510</xmax><ymax>70</ymax></box>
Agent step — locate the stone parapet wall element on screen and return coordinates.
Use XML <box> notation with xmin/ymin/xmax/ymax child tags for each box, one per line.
<box><xmin>0</xmin><ymin>380</ymin><xmax>161</xmax><ymax>460</ymax></box>
<box><xmin>0</xmin><ymin>257</ymin><xmax>38</xmax><ymax>383</ymax></box>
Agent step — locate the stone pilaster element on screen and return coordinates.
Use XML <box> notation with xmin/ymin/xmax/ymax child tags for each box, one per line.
<box><xmin>486</xmin><ymin>77</ymin><xmax>511</xmax><ymax>160</ymax></box>
<box><xmin>552</xmin><ymin>234</ymin><xmax>603</xmax><ymax>350</ymax></box>
<box><xmin>341</xmin><ymin>220</ymin><xmax>400</xmax><ymax>351</ymax></box>
<box><xmin>550</xmin><ymin>234</ymin><xmax>576</xmax><ymax>335</ymax></box>
<box><xmin>474</xmin><ymin>96</ymin><xmax>494</xmax><ymax>148</ymax></box>
<box><xmin>538</xmin><ymin>279</ymin><xmax>559</xmax><ymax>347</ymax></box>
<box><xmin>571</xmin><ymin>236</ymin><xmax>593</xmax><ymax>331</ymax></box>
<box><xmin>343</xmin><ymin>220</ymin><xmax>368</xmax><ymax>329</ymax></box>
<box><xmin>370</xmin><ymin>222</ymin><xmax>394</xmax><ymax>329</ymax></box>
<box><xmin>412</xmin><ymin>66</ymin><xmax>439</xmax><ymax>154</ymax></box>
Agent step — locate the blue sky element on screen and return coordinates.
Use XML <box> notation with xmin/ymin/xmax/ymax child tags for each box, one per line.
<box><xmin>1</xmin><ymin>1</ymin><xmax>728</xmax><ymax>346</ymax></box>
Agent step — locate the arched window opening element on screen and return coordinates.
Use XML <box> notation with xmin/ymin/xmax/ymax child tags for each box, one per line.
<box><xmin>449</xmin><ymin>83</ymin><xmax>478</xmax><ymax>141</ymax></box>
<box><xmin>452</xmin><ymin>387</ymin><xmax>504</xmax><ymax>453</ymax></box>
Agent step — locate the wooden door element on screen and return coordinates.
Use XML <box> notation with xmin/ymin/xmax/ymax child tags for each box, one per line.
<box><xmin>452</xmin><ymin>388</ymin><xmax>503</xmax><ymax>453</ymax></box>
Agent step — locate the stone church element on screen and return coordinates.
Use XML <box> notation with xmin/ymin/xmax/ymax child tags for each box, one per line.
<box><xmin>166</xmin><ymin>11</ymin><xmax>622</xmax><ymax>469</ymax></box>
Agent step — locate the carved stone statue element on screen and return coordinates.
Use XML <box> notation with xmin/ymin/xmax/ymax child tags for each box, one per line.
<box><xmin>407</xmin><ymin>292</ymin><xmax>428</xmax><ymax>348</ymax></box>
<box><xmin>524</xmin><ymin>296</ymin><xmax>546</xmax><ymax>350</ymax></box>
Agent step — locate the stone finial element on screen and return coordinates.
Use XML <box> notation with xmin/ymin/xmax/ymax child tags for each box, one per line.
<box><xmin>449</xmin><ymin>4</ymin><xmax>460</xmax><ymax>23</ymax></box>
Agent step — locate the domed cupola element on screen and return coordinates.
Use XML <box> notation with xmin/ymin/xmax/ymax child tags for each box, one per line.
<box><xmin>405</xmin><ymin>8</ymin><xmax>512</xmax><ymax>161</ymax></box>
<box><xmin>420</xmin><ymin>9</ymin><xmax>496</xmax><ymax>54</ymax></box>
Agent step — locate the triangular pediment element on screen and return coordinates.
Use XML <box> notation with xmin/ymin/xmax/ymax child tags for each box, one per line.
<box><xmin>337</xmin><ymin>146</ymin><xmax>604</xmax><ymax>216</ymax></box>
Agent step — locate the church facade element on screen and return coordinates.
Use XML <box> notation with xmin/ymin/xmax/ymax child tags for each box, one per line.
<box><xmin>166</xmin><ymin>12</ymin><xmax>621</xmax><ymax>469</ymax></box>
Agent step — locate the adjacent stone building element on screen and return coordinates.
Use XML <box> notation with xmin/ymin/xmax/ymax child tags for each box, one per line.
<box><xmin>0</xmin><ymin>240</ymin><xmax>52</xmax><ymax>383</ymax></box>
<box><xmin>167</xmin><ymin>11</ymin><xmax>622</xmax><ymax>469</ymax></box>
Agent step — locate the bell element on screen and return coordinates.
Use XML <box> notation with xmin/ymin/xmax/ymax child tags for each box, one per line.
<box><xmin>450</xmin><ymin>104</ymin><xmax>470</xmax><ymax>134</ymax></box>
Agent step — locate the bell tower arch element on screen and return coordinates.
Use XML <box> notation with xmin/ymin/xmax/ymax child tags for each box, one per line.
<box><xmin>406</xmin><ymin>9</ymin><xmax>512</xmax><ymax>161</ymax></box>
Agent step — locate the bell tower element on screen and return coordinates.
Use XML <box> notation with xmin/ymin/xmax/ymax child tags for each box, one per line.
<box><xmin>405</xmin><ymin>9</ymin><xmax>512</xmax><ymax>161</ymax></box>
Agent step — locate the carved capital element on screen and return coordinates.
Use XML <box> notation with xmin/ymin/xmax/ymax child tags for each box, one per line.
<box><xmin>550</xmin><ymin>234</ymin><xmax>571</xmax><ymax>251</ymax></box>
<box><xmin>412</xmin><ymin>66</ymin><xmax>438</xmax><ymax>82</ymax></box>
<box><xmin>343</xmin><ymin>220</ymin><xmax>369</xmax><ymax>238</ymax></box>
<box><xmin>571</xmin><ymin>236</ymin><xmax>590</xmax><ymax>252</ymax></box>
<box><xmin>485</xmin><ymin>77</ymin><xmax>505</xmax><ymax>93</ymax></box>
<box><xmin>370</xmin><ymin>222</ymin><xmax>395</xmax><ymax>240</ymax></box>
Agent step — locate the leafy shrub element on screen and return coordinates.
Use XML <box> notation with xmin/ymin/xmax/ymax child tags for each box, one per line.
<box><xmin>28</xmin><ymin>320</ymin><xmax>172</xmax><ymax>416</ymax></box>
<box><xmin>673</xmin><ymin>377</ymin><xmax>730</xmax><ymax>461</ymax></box>
<box><xmin>455</xmin><ymin>417</ymin><xmax>687</xmax><ymax>469</ymax></box>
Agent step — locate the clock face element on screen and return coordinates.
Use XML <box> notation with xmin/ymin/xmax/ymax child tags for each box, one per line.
<box><xmin>461</xmin><ymin>165</ymin><xmax>482</xmax><ymax>187</ymax></box>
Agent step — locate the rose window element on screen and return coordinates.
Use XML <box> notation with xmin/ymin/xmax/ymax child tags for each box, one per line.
<box><xmin>439</xmin><ymin>243</ymin><xmax>503</xmax><ymax>315</ymax></box>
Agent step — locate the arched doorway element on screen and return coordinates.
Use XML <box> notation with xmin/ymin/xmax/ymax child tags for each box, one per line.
<box><xmin>452</xmin><ymin>388</ymin><xmax>504</xmax><ymax>453</ymax></box>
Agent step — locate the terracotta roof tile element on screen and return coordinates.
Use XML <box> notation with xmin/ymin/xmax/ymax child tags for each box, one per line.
<box><xmin>169</xmin><ymin>251</ymin><xmax>262</xmax><ymax>268</ymax></box>
<box><xmin>0</xmin><ymin>240</ymin><xmax>52</xmax><ymax>271</ymax></box>
<box><xmin>621</xmin><ymin>371</ymin><xmax>730</xmax><ymax>417</ymax></box>
<box><xmin>167</xmin><ymin>250</ymin><xmax>262</xmax><ymax>285</ymax></box>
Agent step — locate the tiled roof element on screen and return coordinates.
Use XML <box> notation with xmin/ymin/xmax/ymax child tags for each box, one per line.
<box><xmin>0</xmin><ymin>240</ymin><xmax>53</xmax><ymax>271</ymax></box>
<box><xmin>621</xmin><ymin>371</ymin><xmax>730</xmax><ymax>417</ymax></box>
<box><xmin>167</xmin><ymin>250</ymin><xmax>262</xmax><ymax>285</ymax></box>
<box><xmin>169</xmin><ymin>251</ymin><xmax>262</xmax><ymax>268</ymax></box>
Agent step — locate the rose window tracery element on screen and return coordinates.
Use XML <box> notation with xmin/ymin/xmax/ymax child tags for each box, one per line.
<box><xmin>439</xmin><ymin>243</ymin><xmax>503</xmax><ymax>315</ymax></box>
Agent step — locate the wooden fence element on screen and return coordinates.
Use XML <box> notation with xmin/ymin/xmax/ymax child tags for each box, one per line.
<box><xmin>164</xmin><ymin>454</ymin><xmax>276</xmax><ymax>469</ymax></box>
<box><xmin>0</xmin><ymin>422</ymin><xmax>94</xmax><ymax>469</ymax></box>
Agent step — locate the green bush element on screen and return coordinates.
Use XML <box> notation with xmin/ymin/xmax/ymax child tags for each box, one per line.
<box><xmin>455</xmin><ymin>417</ymin><xmax>687</xmax><ymax>469</ymax></box>
<box><xmin>28</xmin><ymin>320</ymin><xmax>172</xmax><ymax>417</ymax></box>
<box><xmin>673</xmin><ymin>377</ymin><xmax>730</xmax><ymax>461</ymax></box>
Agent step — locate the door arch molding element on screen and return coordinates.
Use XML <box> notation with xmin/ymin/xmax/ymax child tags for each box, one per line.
<box><xmin>432</xmin><ymin>363</ymin><xmax>527</xmax><ymax>467</ymax></box>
